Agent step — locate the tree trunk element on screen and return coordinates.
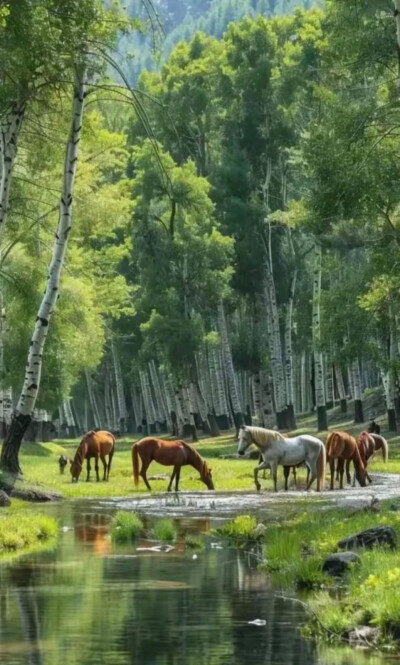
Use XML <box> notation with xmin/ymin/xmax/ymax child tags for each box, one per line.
<box><xmin>324</xmin><ymin>351</ymin><xmax>334</xmax><ymax>410</ymax></box>
<box><xmin>208</xmin><ymin>345</ymin><xmax>230</xmax><ymax>429</ymax></box>
<box><xmin>284</xmin><ymin>269</ymin><xmax>297</xmax><ymax>429</ymax></box>
<box><xmin>111</xmin><ymin>340</ymin><xmax>128</xmax><ymax>433</ymax></box>
<box><xmin>0</xmin><ymin>103</ymin><xmax>25</xmax><ymax>230</ymax></box>
<box><xmin>335</xmin><ymin>365</ymin><xmax>347</xmax><ymax>413</ymax></box>
<box><xmin>217</xmin><ymin>302</ymin><xmax>244</xmax><ymax>428</ymax></box>
<box><xmin>351</xmin><ymin>359</ymin><xmax>364</xmax><ymax>423</ymax></box>
<box><xmin>85</xmin><ymin>369</ymin><xmax>101</xmax><ymax>430</ymax></box>
<box><xmin>0</xmin><ymin>71</ymin><xmax>86</xmax><ymax>488</ymax></box>
<box><xmin>312</xmin><ymin>245</ymin><xmax>327</xmax><ymax>431</ymax></box>
<box><xmin>139</xmin><ymin>370</ymin><xmax>157</xmax><ymax>433</ymax></box>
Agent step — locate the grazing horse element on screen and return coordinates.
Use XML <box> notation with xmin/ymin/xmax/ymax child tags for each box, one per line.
<box><xmin>326</xmin><ymin>431</ymin><xmax>367</xmax><ymax>490</ymax></box>
<box><xmin>70</xmin><ymin>430</ymin><xmax>116</xmax><ymax>482</ymax></box>
<box><xmin>58</xmin><ymin>454</ymin><xmax>69</xmax><ymax>474</ymax></box>
<box><xmin>132</xmin><ymin>437</ymin><xmax>214</xmax><ymax>492</ymax></box>
<box><xmin>355</xmin><ymin>431</ymin><xmax>389</xmax><ymax>484</ymax></box>
<box><xmin>237</xmin><ymin>426</ymin><xmax>325</xmax><ymax>492</ymax></box>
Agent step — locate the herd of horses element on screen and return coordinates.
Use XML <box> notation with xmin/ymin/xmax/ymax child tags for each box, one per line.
<box><xmin>58</xmin><ymin>420</ymin><xmax>388</xmax><ymax>493</ymax></box>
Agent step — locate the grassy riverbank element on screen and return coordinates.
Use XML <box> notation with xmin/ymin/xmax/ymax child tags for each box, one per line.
<box><xmin>0</xmin><ymin>508</ymin><xmax>58</xmax><ymax>562</ymax></box>
<box><xmin>220</xmin><ymin>505</ymin><xmax>400</xmax><ymax>649</ymax></box>
<box><xmin>13</xmin><ymin>401</ymin><xmax>400</xmax><ymax>498</ymax></box>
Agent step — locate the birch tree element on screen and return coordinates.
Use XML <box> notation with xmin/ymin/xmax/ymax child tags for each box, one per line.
<box><xmin>312</xmin><ymin>245</ymin><xmax>327</xmax><ymax>431</ymax></box>
<box><xmin>0</xmin><ymin>68</ymin><xmax>87</xmax><ymax>487</ymax></box>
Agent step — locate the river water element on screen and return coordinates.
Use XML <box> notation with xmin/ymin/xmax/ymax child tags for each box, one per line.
<box><xmin>0</xmin><ymin>502</ymin><xmax>388</xmax><ymax>665</ymax></box>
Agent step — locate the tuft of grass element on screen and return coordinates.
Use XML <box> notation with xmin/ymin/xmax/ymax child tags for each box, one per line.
<box><xmin>184</xmin><ymin>533</ymin><xmax>205</xmax><ymax>550</ymax></box>
<box><xmin>217</xmin><ymin>515</ymin><xmax>257</xmax><ymax>542</ymax></box>
<box><xmin>152</xmin><ymin>519</ymin><xmax>177</xmax><ymax>543</ymax></box>
<box><xmin>0</xmin><ymin>513</ymin><xmax>58</xmax><ymax>560</ymax></box>
<box><xmin>110</xmin><ymin>511</ymin><xmax>143</xmax><ymax>543</ymax></box>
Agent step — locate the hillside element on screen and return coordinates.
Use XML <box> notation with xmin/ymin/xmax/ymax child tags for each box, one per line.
<box><xmin>119</xmin><ymin>0</ymin><xmax>321</xmax><ymax>82</ymax></box>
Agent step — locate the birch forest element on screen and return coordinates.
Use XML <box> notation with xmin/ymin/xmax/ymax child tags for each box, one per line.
<box><xmin>1</xmin><ymin>0</ymin><xmax>400</xmax><ymax>478</ymax></box>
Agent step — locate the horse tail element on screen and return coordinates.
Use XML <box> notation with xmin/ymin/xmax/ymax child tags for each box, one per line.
<box><xmin>132</xmin><ymin>444</ymin><xmax>140</xmax><ymax>487</ymax></box>
<box><xmin>380</xmin><ymin>436</ymin><xmax>389</xmax><ymax>463</ymax></box>
<box><xmin>326</xmin><ymin>432</ymin><xmax>345</xmax><ymax>459</ymax></box>
<box><xmin>317</xmin><ymin>444</ymin><xmax>326</xmax><ymax>491</ymax></box>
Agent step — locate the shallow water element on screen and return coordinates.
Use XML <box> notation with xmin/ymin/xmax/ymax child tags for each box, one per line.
<box><xmin>0</xmin><ymin>502</ymin><xmax>388</xmax><ymax>665</ymax></box>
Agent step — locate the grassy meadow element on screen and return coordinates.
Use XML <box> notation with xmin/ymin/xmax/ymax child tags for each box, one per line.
<box><xmin>12</xmin><ymin>395</ymin><xmax>400</xmax><ymax>499</ymax></box>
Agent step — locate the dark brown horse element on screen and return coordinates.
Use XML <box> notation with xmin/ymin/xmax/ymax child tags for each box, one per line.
<box><xmin>70</xmin><ymin>430</ymin><xmax>116</xmax><ymax>482</ymax></box>
<box><xmin>326</xmin><ymin>431</ymin><xmax>367</xmax><ymax>490</ymax></box>
<box><xmin>355</xmin><ymin>431</ymin><xmax>389</xmax><ymax>484</ymax></box>
<box><xmin>132</xmin><ymin>437</ymin><xmax>214</xmax><ymax>492</ymax></box>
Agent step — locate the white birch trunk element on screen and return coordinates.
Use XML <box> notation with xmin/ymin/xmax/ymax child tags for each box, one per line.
<box><xmin>312</xmin><ymin>245</ymin><xmax>327</xmax><ymax>430</ymax></box>
<box><xmin>351</xmin><ymin>358</ymin><xmax>364</xmax><ymax>423</ymax></box>
<box><xmin>104</xmin><ymin>370</ymin><xmax>113</xmax><ymax>431</ymax></box>
<box><xmin>15</xmin><ymin>72</ymin><xmax>87</xmax><ymax>418</ymax></box>
<box><xmin>335</xmin><ymin>366</ymin><xmax>346</xmax><ymax>401</ymax></box>
<box><xmin>263</xmin><ymin>268</ymin><xmax>287</xmax><ymax>426</ymax></box>
<box><xmin>217</xmin><ymin>302</ymin><xmax>243</xmax><ymax>420</ymax></box>
<box><xmin>260</xmin><ymin>369</ymin><xmax>275</xmax><ymax>427</ymax></box>
<box><xmin>111</xmin><ymin>340</ymin><xmax>128</xmax><ymax>430</ymax></box>
<box><xmin>85</xmin><ymin>369</ymin><xmax>101</xmax><ymax>430</ymax></box>
<box><xmin>251</xmin><ymin>372</ymin><xmax>262</xmax><ymax>424</ymax></box>
<box><xmin>139</xmin><ymin>370</ymin><xmax>156</xmax><ymax>427</ymax></box>
<box><xmin>149</xmin><ymin>360</ymin><xmax>169</xmax><ymax>426</ymax></box>
<box><xmin>324</xmin><ymin>352</ymin><xmax>334</xmax><ymax>406</ymax></box>
<box><xmin>0</xmin><ymin>103</ymin><xmax>25</xmax><ymax>230</ymax></box>
<box><xmin>284</xmin><ymin>269</ymin><xmax>297</xmax><ymax>410</ymax></box>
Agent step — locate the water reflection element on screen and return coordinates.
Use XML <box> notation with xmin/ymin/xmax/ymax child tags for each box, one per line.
<box><xmin>0</xmin><ymin>509</ymin><xmax>389</xmax><ymax>665</ymax></box>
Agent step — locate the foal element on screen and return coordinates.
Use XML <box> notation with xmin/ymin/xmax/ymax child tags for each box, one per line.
<box><xmin>70</xmin><ymin>430</ymin><xmax>116</xmax><ymax>482</ymax></box>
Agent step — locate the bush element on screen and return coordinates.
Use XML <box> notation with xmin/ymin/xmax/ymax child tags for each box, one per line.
<box><xmin>152</xmin><ymin>519</ymin><xmax>177</xmax><ymax>543</ymax></box>
<box><xmin>217</xmin><ymin>515</ymin><xmax>257</xmax><ymax>542</ymax></box>
<box><xmin>111</xmin><ymin>511</ymin><xmax>143</xmax><ymax>543</ymax></box>
<box><xmin>0</xmin><ymin>513</ymin><xmax>58</xmax><ymax>557</ymax></box>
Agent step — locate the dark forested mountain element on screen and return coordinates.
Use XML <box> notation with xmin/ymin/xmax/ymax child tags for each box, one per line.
<box><xmin>118</xmin><ymin>0</ymin><xmax>320</xmax><ymax>82</ymax></box>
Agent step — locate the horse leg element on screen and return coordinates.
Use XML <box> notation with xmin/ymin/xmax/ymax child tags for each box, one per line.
<box><xmin>139</xmin><ymin>458</ymin><xmax>152</xmax><ymax>491</ymax></box>
<box><xmin>293</xmin><ymin>467</ymin><xmax>297</xmax><ymax>488</ymax></box>
<box><xmin>101</xmin><ymin>455</ymin><xmax>107</xmax><ymax>481</ymax></box>
<box><xmin>167</xmin><ymin>467</ymin><xmax>177</xmax><ymax>492</ymax></box>
<box><xmin>86</xmin><ymin>458</ymin><xmax>91</xmax><ymax>482</ymax></box>
<box><xmin>346</xmin><ymin>460</ymin><xmax>351</xmax><ymax>485</ymax></box>
<box><xmin>254</xmin><ymin>461</ymin><xmax>269</xmax><ymax>491</ymax></box>
<box><xmin>270</xmin><ymin>461</ymin><xmax>278</xmax><ymax>492</ymax></box>
<box><xmin>284</xmin><ymin>466</ymin><xmax>290</xmax><ymax>491</ymax></box>
<box><xmin>329</xmin><ymin>457</ymin><xmax>335</xmax><ymax>490</ymax></box>
<box><xmin>107</xmin><ymin>451</ymin><xmax>114</xmax><ymax>481</ymax></box>
<box><xmin>339</xmin><ymin>460</ymin><xmax>344</xmax><ymax>490</ymax></box>
<box><xmin>175</xmin><ymin>466</ymin><xmax>181</xmax><ymax>492</ymax></box>
<box><xmin>305</xmin><ymin>458</ymin><xmax>317</xmax><ymax>491</ymax></box>
<box><xmin>95</xmin><ymin>454</ymin><xmax>100</xmax><ymax>482</ymax></box>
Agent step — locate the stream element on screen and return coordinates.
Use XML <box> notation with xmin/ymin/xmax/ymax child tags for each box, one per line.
<box><xmin>0</xmin><ymin>500</ymin><xmax>390</xmax><ymax>665</ymax></box>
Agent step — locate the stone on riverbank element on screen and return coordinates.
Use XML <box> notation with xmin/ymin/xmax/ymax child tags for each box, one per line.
<box><xmin>322</xmin><ymin>552</ymin><xmax>360</xmax><ymax>576</ymax></box>
<box><xmin>0</xmin><ymin>490</ymin><xmax>11</xmax><ymax>507</ymax></box>
<box><xmin>338</xmin><ymin>525</ymin><xmax>396</xmax><ymax>551</ymax></box>
<box><xmin>347</xmin><ymin>626</ymin><xmax>380</xmax><ymax>648</ymax></box>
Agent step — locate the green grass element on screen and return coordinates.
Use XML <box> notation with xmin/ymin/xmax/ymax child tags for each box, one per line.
<box><xmin>110</xmin><ymin>511</ymin><xmax>143</xmax><ymax>543</ymax></box>
<box><xmin>0</xmin><ymin>511</ymin><xmax>58</xmax><ymax>561</ymax></box>
<box><xmin>257</xmin><ymin>505</ymin><xmax>400</xmax><ymax>644</ymax></box>
<box><xmin>217</xmin><ymin>514</ymin><xmax>258</xmax><ymax>543</ymax></box>
<box><xmin>152</xmin><ymin>518</ymin><xmax>177</xmax><ymax>543</ymax></box>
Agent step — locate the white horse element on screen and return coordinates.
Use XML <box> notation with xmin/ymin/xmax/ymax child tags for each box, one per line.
<box><xmin>237</xmin><ymin>425</ymin><xmax>326</xmax><ymax>492</ymax></box>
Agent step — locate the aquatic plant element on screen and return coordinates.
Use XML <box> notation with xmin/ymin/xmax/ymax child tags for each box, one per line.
<box><xmin>184</xmin><ymin>533</ymin><xmax>205</xmax><ymax>550</ymax></box>
<box><xmin>0</xmin><ymin>513</ymin><xmax>58</xmax><ymax>559</ymax></box>
<box><xmin>111</xmin><ymin>511</ymin><xmax>143</xmax><ymax>542</ymax></box>
<box><xmin>217</xmin><ymin>515</ymin><xmax>257</xmax><ymax>542</ymax></box>
<box><xmin>152</xmin><ymin>519</ymin><xmax>177</xmax><ymax>543</ymax></box>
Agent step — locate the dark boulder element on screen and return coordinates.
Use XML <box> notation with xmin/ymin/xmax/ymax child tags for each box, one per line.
<box><xmin>322</xmin><ymin>552</ymin><xmax>360</xmax><ymax>576</ymax></box>
<box><xmin>338</xmin><ymin>526</ymin><xmax>396</xmax><ymax>551</ymax></box>
<box><xmin>0</xmin><ymin>490</ymin><xmax>11</xmax><ymax>507</ymax></box>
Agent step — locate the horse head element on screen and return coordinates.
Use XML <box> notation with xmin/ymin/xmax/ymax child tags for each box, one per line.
<box><xmin>70</xmin><ymin>459</ymin><xmax>82</xmax><ymax>482</ymax></box>
<box><xmin>237</xmin><ymin>426</ymin><xmax>251</xmax><ymax>456</ymax></box>
<box><xmin>202</xmin><ymin>463</ymin><xmax>214</xmax><ymax>490</ymax></box>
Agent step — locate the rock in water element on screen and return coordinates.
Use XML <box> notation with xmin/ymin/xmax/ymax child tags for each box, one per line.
<box><xmin>0</xmin><ymin>490</ymin><xmax>11</xmax><ymax>507</ymax></box>
<box><xmin>254</xmin><ymin>523</ymin><xmax>267</xmax><ymax>539</ymax></box>
<box><xmin>348</xmin><ymin>626</ymin><xmax>380</xmax><ymax>647</ymax></box>
<box><xmin>322</xmin><ymin>552</ymin><xmax>360</xmax><ymax>576</ymax></box>
<box><xmin>338</xmin><ymin>526</ymin><xmax>396</xmax><ymax>551</ymax></box>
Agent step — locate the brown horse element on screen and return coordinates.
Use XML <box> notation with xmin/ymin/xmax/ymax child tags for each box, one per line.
<box><xmin>326</xmin><ymin>431</ymin><xmax>367</xmax><ymax>490</ymax></box>
<box><xmin>132</xmin><ymin>437</ymin><xmax>214</xmax><ymax>492</ymax></box>
<box><xmin>70</xmin><ymin>430</ymin><xmax>116</xmax><ymax>482</ymax></box>
<box><xmin>355</xmin><ymin>431</ymin><xmax>389</xmax><ymax>484</ymax></box>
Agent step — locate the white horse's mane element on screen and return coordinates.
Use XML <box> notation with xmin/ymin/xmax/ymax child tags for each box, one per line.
<box><xmin>244</xmin><ymin>426</ymin><xmax>285</xmax><ymax>446</ymax></box>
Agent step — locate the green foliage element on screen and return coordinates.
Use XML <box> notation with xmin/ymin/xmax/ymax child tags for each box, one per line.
<box><xmin>184</xmin><ymin>533</ymin><xmax>205</xmax><ymax>549</ymax></box>
<box><xmin>0</xmin><ymin>512</ymin><xmax>58</xmax><ymax>558</ymax></box>
<box><xmin>111</xmin><ymin>511</ymin><xmax>144</xmax><ymax>542</ymax></box>
<box><xmin>152</xmin><ymin>518</ymin><xmax>177</xmax><ymax>542</ymax></box>
<box><xmin>217</xmin><ymin>514</ymin><xmax>257</xmax><ymax>541</ymax></box>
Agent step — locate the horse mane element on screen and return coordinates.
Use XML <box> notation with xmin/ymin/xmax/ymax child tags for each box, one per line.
<box><xmin>244</xmin><ymin>426</ymin><xmax>285</xmax><ymax>446</ymax></box>
<box><xmin>180</xmin><ymin>440</ymin><xmax>209</xmax><ymax>479</ymax></box>
<box><xmin>73</xmin><ymin>431</ymin><xmax>94</xmax><ymax>467</ymax></box>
